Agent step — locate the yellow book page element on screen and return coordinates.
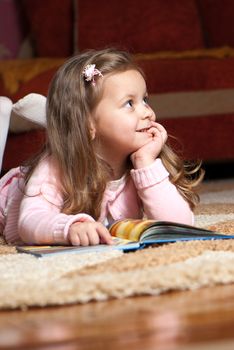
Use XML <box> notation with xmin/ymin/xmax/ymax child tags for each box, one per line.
<box><xmin>109</xmin><ymin>219</ymin><xmax>154</xmax><ymax>241</ymax></box>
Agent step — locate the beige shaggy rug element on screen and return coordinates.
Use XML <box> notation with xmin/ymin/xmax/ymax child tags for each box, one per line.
<box><xmin>0</xmin><ymin>178</ymin><xmax>234</xmax><ymax>309</ymax></box>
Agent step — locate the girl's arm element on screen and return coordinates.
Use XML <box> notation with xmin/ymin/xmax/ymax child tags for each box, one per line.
<box><xmin>19</xmin><ymin>192</ymin><xmax>112</xmax><ymax>245</ymax></box>
<box><xmin>18</xmin><ymin>190</ymin><xmax>95</xmax><ymax>245</ymax></box>
<box><xmin>17</xmin><ymin>160</ymin><xmax>96</xmax><ymax>245</ymax></box>
<box><xmin>130</xmin><ymin>123</ymin><xmax>193</xmax><ymax>224</ymax></box>
<box><xmin>130</xmin><ymin>159</ymin><xmax>194</xmax><ymax>225</ymax></box>
<box><xmin>18</xmin><ymin>160</ymin><xmax>112</xmax><ymax>246</ymax></box>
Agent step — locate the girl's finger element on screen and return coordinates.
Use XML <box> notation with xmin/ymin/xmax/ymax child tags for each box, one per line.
<box><xmin>147</xmin><ymin>126</ymin><xmax>161</xmax><ymax>139</ymax></box>
<box><xmin>79</xmin><ymin>232</ymin><xmax>90</xmax><ymax>246</ymax></box>
<box><xmin>97</xmin><ymin>225</ymin><xmax>114</xmax><ymax>245</ymax></box>
<box><xmin>150</xmin><ymin>121</ymin><xmax>165</xmax><ymax>130</ymax></box>
<box><xmin>153</xmin><ymin>123</ymin><xmax>168</xmax><ymax>143</ymax></box>
<box><xmin>69</xmin><ymin>233</ymin><xmax>80</xmax><ymax>246</ymax></box>
<box><xmin>88</xmin><ymin>231</ymin><xmax>101</xmax><ymax>245</ymax></box>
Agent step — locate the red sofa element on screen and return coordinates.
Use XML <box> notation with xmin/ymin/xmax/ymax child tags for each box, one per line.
<box><xmin>1</xmin><ymin>0</ymin><xmax>234</xmax><ymax>173</ymax></box>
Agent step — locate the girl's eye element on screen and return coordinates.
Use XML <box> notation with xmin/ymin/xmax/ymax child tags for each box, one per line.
<box><xmin>126</xmin><ymin>100</ymin><xmax>133</xmax><ymax>108</ymax></box>
<box><xmin>143</xmin><ymin>96</ymin><xmax>149</xmax><ymax>105</ymax></box>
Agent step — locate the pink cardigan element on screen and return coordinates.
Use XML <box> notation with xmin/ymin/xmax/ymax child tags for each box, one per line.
<box><xmin>0</xmin><ymin>158</ymin><xmax>193</xmax><ymax>245</ymax></box>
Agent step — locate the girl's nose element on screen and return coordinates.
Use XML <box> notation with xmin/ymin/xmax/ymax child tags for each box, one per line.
<box><xmin>142</xmin><ymin>106</ymin><xmax>156</xmax><ymax>121</ymax></box>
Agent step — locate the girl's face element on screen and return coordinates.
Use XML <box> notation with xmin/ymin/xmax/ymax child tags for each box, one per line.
<box><xmin>92</xmin><ymin>69</ymin><xmax>156</xmax><ymax>162</ymax></box>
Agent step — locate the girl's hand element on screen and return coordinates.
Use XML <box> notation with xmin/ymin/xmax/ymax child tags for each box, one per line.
<box><xmin>131</xmin><ymin>122</ymin><xmax>167</xmax><ymax>169</ymax></box>
<box><xmin>67</xmin><ymin>221</ymin><xmax>113</xmax><ymax>246</ymax></box>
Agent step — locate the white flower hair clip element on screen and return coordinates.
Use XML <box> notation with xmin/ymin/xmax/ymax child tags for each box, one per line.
<box><xmin>82</xmin><ymin>64</ymin><xmax>103</xmax><ymax>86</ymax></box>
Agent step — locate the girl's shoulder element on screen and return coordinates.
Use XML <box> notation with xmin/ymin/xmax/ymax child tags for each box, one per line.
<box><xmin>25</xmin><ymin>156</ymin><xmax>63</xmax><ymax>204</ymax></box>
<box><xmin>29</xmin><ymin>156</ymin><xmax>60</xmax><ymax>184</ymax></box>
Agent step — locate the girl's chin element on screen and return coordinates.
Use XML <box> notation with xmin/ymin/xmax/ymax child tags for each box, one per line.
<box><xmin>131</xmin><ymin>142</ymin><xmax>150</xmax><ymax>153</ymax></box>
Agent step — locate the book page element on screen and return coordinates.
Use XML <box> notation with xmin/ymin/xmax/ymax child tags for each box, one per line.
<box><xmin>109</xmin><ymin>219</ymin><xmax>154</xmax><ymax>241</ymax></box>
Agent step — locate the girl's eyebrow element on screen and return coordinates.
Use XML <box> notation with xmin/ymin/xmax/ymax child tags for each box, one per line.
<box><xmin>118</xmin><ymin>90</ymin><xmax>148</xmax><ymax>103</ymax></box>
<box><xmin>118</xmin><ymin>94</ymin><xmax>135</xmax><ymax>104</ymax></box>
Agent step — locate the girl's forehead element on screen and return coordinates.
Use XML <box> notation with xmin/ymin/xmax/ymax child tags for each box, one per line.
<box><xmin>102</xmin><ymin>69</ymin><xmax>146</xmax><ymax>91</ymax></box>
<box><xmin>104</xmin><ymin>69</ymin><xmax>143</xmax><ymax>81</ymax></box>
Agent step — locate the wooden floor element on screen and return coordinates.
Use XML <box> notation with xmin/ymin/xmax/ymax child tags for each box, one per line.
<box><xmin>0</xmin><ymin>283</ymin><xmax>234</xmax><ymax>349</ymax></box>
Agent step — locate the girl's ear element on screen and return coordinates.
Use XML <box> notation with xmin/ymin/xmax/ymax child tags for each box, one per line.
<box><xmin>89</xmin><ymin>120</ymin><xmax>96</xmax><ymax>140</ymax></box>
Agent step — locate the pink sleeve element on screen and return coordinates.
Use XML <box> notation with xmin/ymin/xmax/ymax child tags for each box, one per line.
<box><xmin>130</xmin><ymin>159</ymin><xmax>194</xmax><ymax>225</ymax></box>
<box><xmin>18</xmin><ymin>161</ymin><xmax>94</xmax><ymax>245</ymax></box>
<box><xmin>0</xmin><ymin>167</ymin><xmax>22</xmax><ymax>238</ymax></box>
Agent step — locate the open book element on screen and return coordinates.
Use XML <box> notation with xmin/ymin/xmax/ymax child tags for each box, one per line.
<box><xmin>17</xmin><ymin>219</ymin><xmax>234</xmax><ymax>257</ymax></box>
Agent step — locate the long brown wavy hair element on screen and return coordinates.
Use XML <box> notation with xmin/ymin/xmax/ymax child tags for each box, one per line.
<box><xmin>25</xmin><ymin>48</ymin><xmax>204</xmax><ymax>219</ymax></box>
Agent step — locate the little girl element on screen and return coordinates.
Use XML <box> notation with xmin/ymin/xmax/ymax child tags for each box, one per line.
<box><xmin>0</xmin><ymin>48</ymin><xmax>203</xmax><ymax>246</ymax></box>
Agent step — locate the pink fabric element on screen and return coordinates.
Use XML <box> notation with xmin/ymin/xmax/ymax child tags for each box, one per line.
<box><xmin>0</xmin><ymin>158</ymin><xmax>193</xmax><ymax>245</ymax></box>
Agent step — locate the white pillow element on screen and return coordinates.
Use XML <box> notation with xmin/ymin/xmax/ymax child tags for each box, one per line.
<box><xmin>10</xmin><ymin>93</ymin><xmax>46</xmax><ymax>133</ymax></box>
<box><xmin>0</xmin><ymin>96</ymin><xmax>13</xmax><ymax>172</ymax></box>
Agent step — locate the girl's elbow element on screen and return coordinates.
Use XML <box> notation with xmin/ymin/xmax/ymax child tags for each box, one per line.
<box><xmin>175</xmin><ymin>207</ymin><xmax>194</xmax><ymax>226</ymax></box>
<box><xmin>18</xmin><ymin>216</ymin><xmax>39</xmax><ymax>244</ymax></box>
<box><xmin>18</xmin><ymin>225</ymin><xmax>36</xmax><ymax>244</ymax></box>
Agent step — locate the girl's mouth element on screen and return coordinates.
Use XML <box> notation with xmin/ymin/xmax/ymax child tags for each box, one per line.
<box><xmin>136</xmin><ymin>128</ymin><xmax>149</xmax><ymax>133</ymax></box>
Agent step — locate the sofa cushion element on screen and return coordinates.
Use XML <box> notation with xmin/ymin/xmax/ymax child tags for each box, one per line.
<box><xmin>3</xmin><ymin>130</ymin><xmax>45</xmax><ymax>171</ymax></box>
<box><xmin>163</xmin><ymin>114</ymin><xmax>234</xmax><ymax>161</ymax></box>
<box><xmin>138</xmin><ymin>55</ymin><xmax>234</xmax><ymax>93</ymax></box>
<box><xmin>22</xmin><ymin>0</ymin><xmax>73</xmax><ymax>57</ymax></box>
<box><xmin>0</xmin><ymin>58</ymin><xmax>64</xmax><ymax>102</ymax></box>
<box><xmin>197</xmin><ymin>0</ymin><xmax>234</xmax><ymax>47</ymax></box>
<box><xmin>77</xmin><ymin>0</ymin><xmax>204</xmax><ymax>53</ymax></box>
